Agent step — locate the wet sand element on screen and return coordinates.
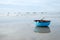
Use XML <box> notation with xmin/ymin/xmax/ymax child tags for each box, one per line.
<box><xmin>0</xmin><ymin>14</ymin><xmax>60</xmax><ymax>40</ymax></box>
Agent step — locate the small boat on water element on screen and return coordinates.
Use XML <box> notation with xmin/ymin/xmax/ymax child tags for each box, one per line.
<box><xmin>34</xmin><ymin>20</ymin><xmax>51</xmax><ymax>27</ymax></box>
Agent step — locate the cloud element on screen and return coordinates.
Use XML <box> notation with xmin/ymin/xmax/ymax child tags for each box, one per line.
<box><xmin>0</xmin><ymin>0</ymin><xmax>41</xmax><ymax>5</ymax></box>
<box><xmin>0</xmin><ymin>0</ymin><xmax>60</xmax><ymax>12</ymax></box>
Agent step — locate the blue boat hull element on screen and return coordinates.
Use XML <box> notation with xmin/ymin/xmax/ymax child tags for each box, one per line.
<box><xmin>34</xmin><ymin>20</ymin><xmax>50</xmax><ymax>27</ymax></box>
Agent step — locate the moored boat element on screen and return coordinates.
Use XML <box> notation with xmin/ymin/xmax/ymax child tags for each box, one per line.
<box><xmin>34</xmin><ymin>20</ymin><xmax>51</xmax><ymax>27</ymax></box>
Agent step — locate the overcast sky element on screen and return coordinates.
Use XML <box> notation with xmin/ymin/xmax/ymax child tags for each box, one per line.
<box><xmin>0</xmin><ymin>0</ymin><xmax>60</xmax><ymax>12</ymax></box>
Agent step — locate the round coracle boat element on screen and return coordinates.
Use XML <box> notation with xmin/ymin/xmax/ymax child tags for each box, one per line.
<box><xmin>34</xmin><ymin>20</ymin><xmax>51</xmax><ymax>27</ymax></box>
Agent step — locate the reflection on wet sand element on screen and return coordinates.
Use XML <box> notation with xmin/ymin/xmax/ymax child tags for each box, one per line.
<box><xmin>34</xmin><ymin>26</ymin><xmax>51</xmax><ymax>33</ymax></box>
